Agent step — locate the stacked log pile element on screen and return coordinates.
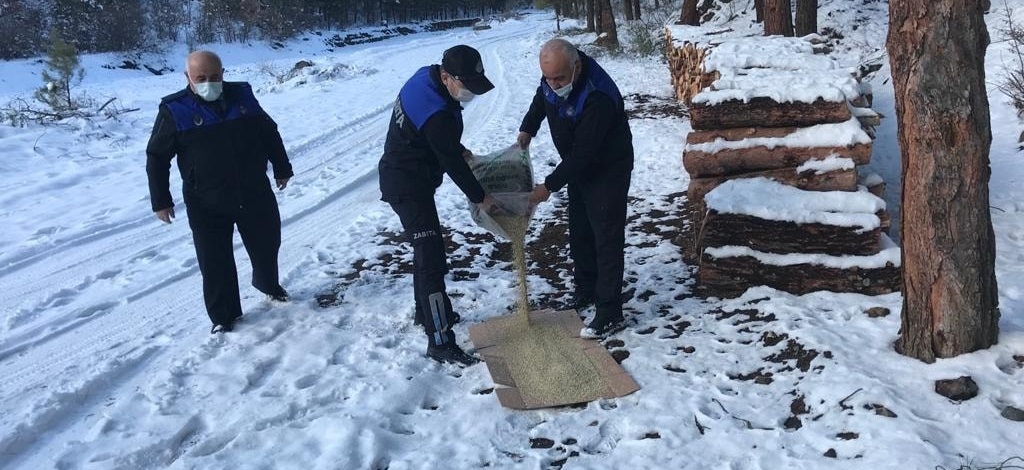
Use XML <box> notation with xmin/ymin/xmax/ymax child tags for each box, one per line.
<box><xmin>697</xmin><ymin>179</ymin><xmax>901</xmax><ymax>296</ymax></box>
<box><xmin>665</xmin><ymin>26</ymin><xmax>833</xmax><ymax>104</ymax></box>
<box><xmin>665</xmin><ymin>30</ymin><xmax>901</xmax><ymax>297</ymax></box>
<box><xmin>665</xmin><ymin>28</ymin><xmax>717</xmax><ymax>104</ymax></box>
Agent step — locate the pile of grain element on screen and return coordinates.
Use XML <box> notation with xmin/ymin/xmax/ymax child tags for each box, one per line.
<box><xmin>488</xmin><ymin>214</ymin><xmax>606</xmax><ymax>404</ymax></box>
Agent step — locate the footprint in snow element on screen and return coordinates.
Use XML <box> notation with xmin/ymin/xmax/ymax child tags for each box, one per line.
<box><xmin>294</xmin><ymin>374</ymin><xmax>320</xmax><ymax>390</ymax></box>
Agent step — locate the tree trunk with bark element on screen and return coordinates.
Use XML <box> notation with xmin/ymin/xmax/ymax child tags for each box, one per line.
<box><xmin>699</xmin><ymin>252</ymin><xmax>901</xmax><ymax>297</ymax></box>
<box><xmin>633</xmin><ymin>0</ymin><xmax>641</xmax><ymax>20</ymax></box>
<box><xmin>596</xmin><ymin>0</ymin><xmax>618</xmax><ymax>47</ymax></box>
<box><xmin>683</xmin><ymin>141</ymin><xmax>871</xmax><ymax>178</ymax></box>
<box><xmin>764</xmin><ymin>0</ymin><xmax>793</xmax><ymax>36</ymax></box>
<box><xmin>755</xmin><ymin>0</ymin><xmax>765</xmax><ymax>22</ymax></box>
<box><xmin>888</xmin><ymin>0</ymin><xmax>1000</xmax><ymax>362</ymax></box>
<box><xmin>624</xmin><ymin>0</ymin><xmax>633</xmax><ymax>21</ymax></box>
<box><xmin>556</xmin><ymin>0</ymin><xmax>562</xmax><ymax>31</ymax></box>
<box><xmin>699</xmin><ymin>211</ymin><xmax>883</xmax><ymax>256</ymax></box>
<box><xmin>686</xmin><ymin>166</ymin><xmax>858</xmax><ymax>204</ymax></box>
<box><xmin>688</xmin><ymin>96</ymin><xmax>851</xmax><ymax>130</ymax></box>
<box><xmin>795</xmin><ymin>0</ymin><xmax>817</xmax><ymax>36</ymax></box>
<box><xmin>680</xmin><ymin>0</ymin><xmax>699</xmax><ymax>25</ymax></box>
<box><xmin>586</xmin><ymin>0</ymin><xmax>596</xmax><ymax>32</ymax></box>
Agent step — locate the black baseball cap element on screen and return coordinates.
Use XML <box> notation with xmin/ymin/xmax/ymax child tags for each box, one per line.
<box><xmin>442</xmin><ymin>45</ymin><xmax>494</xmax><ymax>95</ymax></box>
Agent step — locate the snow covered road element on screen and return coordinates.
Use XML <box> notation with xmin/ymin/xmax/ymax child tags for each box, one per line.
<box><xmin>0</xmin><ymin>18</ymin><xmax>547</xmax><ymax>468</ymax></box>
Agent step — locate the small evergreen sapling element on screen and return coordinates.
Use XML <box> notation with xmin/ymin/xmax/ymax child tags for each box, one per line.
<box><xmin>34</xmin><ymin>29</ymin><xmax>85</xmax><ymax>114</ymax></box>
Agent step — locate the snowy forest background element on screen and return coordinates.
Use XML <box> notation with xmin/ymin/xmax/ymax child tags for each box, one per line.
<box><xmin>0</xmin><ymin>0</ymin><xmax>527</xmax><ymax>59</ymax></box>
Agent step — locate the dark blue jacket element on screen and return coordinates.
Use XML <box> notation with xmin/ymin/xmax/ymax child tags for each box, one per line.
<box><xmin>146</xmin><ymin>82</ymin><xmax>292</xmax><ymax>213</ymax></box>
<box><xmin>519</xmin><ymin>51</ymin><xmax>633</xmax><ymax>192</ymax></box>
<box><xmin>379</xmin><ymin>65</ymin><xmax>485</xmax><ymax>203</ymax></box>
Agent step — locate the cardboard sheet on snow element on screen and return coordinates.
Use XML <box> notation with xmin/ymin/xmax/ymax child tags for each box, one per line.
<box><xmin>468</xmin><ymin>309</ymin><xmax>639</xmax><ymax>409</ymax></box>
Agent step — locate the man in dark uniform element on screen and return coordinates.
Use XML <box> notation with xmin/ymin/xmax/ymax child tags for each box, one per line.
<box><xmin>517</xmin><ymin>38</ymin><xmax>634</xmax><ymax>337</ymax></box>
<box><xmin>147</xmin><ymin>50</ymin><xmax>293</xmax><ymax>334</ymax></box>
<box><xmin>379</xmin><ymin>45</ymin><xmax>500</xmax><ymax>366</ymax></box>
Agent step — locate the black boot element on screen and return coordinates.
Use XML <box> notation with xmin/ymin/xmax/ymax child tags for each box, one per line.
<box><xmin>426</xmin><ymin>342</ymin><xmax>480</xmax><ymax>366</ymax></box>
<box><xmin>266</xmin><ymin>286</ymin><xmax>289</xmax><ymax>302</ymax></box>
<box><xmin>584</xmin><ymin>314</ymin><xmax>625</xmax><ymax>338</ymax></box>
<box><xmin>210</xmin><ymin>322</ymin><xmax>234</xmax><ymax>334</ymax></box>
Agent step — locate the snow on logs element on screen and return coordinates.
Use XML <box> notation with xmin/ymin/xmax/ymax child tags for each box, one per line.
<box><xmin>700</xmin><ymin>178</ymin><xmax>886</xmax><ymax>256</ymax></box>
<box><xmin>698</xmin><ymin>236</ymin><xmax>902</xmax><ymax>297</ymax></box>
<box><xmin>697</xmin><ymin>179</ymin><xmax>901</xmax><ymax>296</ymax></box>
<box><xmin>665</xmin><ymin>27</ymin><xmax>838</xmax><ymax>104</ymax></box>
<box><xmin>665</xmin><ymin>30</ymin><xmax>899</xmax><ymax>297</ymax></box>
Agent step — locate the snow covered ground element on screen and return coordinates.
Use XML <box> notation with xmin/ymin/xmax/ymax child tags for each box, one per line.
<box><xmin>0</xmin><ymin>4</ymin><xmax>1021</xmax><ymax>470</ymax></box>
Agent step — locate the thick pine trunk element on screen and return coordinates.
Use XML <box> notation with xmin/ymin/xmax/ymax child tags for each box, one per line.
<box><xmin>597</xmin><ymin>0</ymin><xmax>618</xmax><ymax>47</ymax></box>
<box><xmin>680</xmin><ymin>0</ymin><xmax>699</xmax><ymax>25</ymax></box>
<box><xmin>624</xmin><ymin>0</ymin><xmax>634</xmax><ymax>21</ymax></box>
<box><xmin>633</xmin><ymin>0</ymin><xmax>641</xmax><ymax>20</ymax></box>
<box><xmin>888</xmin><ymin>0</ymin><xmax>1000</xmax><ymax>362</ymax></box>
<box><xmin>755</xmin><ymin>0</ymin><xmax>765</xmax><ymax>22</ymax></box>
<box><xmin>764</xmin><ymin>0</ymin><xmax>793</xmax><ymax>36</ymax></box>
<box><xmin>794</xmin><ymin>0</ymin><xmax>817</xmax><ymax>36</ymax></box>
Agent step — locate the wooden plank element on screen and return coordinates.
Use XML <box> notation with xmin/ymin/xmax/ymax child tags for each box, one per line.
<box><xmin>683</xmin><ymin>142</ymin><xmax>872</xmax><ymax>178</ymax></box>
<box><xmin>697</xmin><ymin>210</ymin><xmax>882</xmax><ymax>256</ymax></box>
<box><xmin>686</xmin><ymin>126</ymin><xmax>802</xmax><ymax>144</ymax></box>
<box><xmin>698</xmin><ymin>253</ymin><xmax>901</xmax><ymax>297</ymax></box>
<box><xmin>689</xmin><ymin>97</ymin><xmax>851</xmax><ymax>130</ymax></box>
<box><xmin>686</xmin><ymin>166</ymin><xmax>858</xmax><ymax>205</ymax></box>
<box><xmin>878</xmin><ymin>210</ymin><xmax>891</xmax><ymax>233</ymax></box>
<box><xmin>857</xmin><ymin>114</ymin><xmax>882</xmax><ymax>127</ymax></box>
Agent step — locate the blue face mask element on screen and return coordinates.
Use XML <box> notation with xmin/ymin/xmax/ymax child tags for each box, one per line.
<box><xmin>193</xmin><ymin>81</ymin><xmax>223</xmax><ymax>101</ymax></box>
<box><xmin>553</xmin><ymin>63</ymin><xmax>576</xmax><ymax>99</ymax></box>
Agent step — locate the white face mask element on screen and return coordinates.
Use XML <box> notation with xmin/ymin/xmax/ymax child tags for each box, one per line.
<box><xmin>193</xmin><ymin>81</ymin><xmax>223</xmax><ymax>101</ymax></box>
<box><xmin>455</xmin><ymin>87</ymin><xmax>476</xmax><ymax>103</ymax></box>
<box><xmin>553</xmin><ymin>63</ymin><xmax>576</xmax><ymax>99</ymax></box>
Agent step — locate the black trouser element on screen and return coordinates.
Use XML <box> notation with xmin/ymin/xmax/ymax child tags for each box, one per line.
<box><xmin>566</xmin><ymin>168</ymin><xmax>631</xmax><ymax>323</ymax></box>
<box><xmin>186</xmin><ymin>192</ymin><xmax>282</xmax><ymax>326</ymax></box>
<box><xmin>388</xmin><ymin>197</ymin><xmax>456</xmax><ymax>348</ymax></box>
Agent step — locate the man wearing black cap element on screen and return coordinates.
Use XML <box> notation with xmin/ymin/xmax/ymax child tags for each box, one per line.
<box><xmin>517</xmin><ymin>38</ymin><xmax>634</xmax><ymax>338</ymax></box>
<box><xmin>378</xmin><ymin>44</ymin><xmax>498</xmax><ymax>366</ymax></box>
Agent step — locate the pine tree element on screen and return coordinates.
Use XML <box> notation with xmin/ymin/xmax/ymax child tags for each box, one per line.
<box><xmin>34</xmin><ymin>30</ymin><xmax>85</xmax><ymax>113</ymax></box>
<box><xmin>889</xmin><ymin>0</ymin><xmax>1000</xmax><ymax>362</ymax></box>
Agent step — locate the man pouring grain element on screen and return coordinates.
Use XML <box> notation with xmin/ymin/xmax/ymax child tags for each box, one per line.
<box><xmin>517</xmin><ymin>38</ymin><xmax>634</xmax><ymax>338</ymax></box>
<box><xmin>379</xmin><ymin>45</ymin><xmax>502</xmax><ymax>366</ymax></box>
